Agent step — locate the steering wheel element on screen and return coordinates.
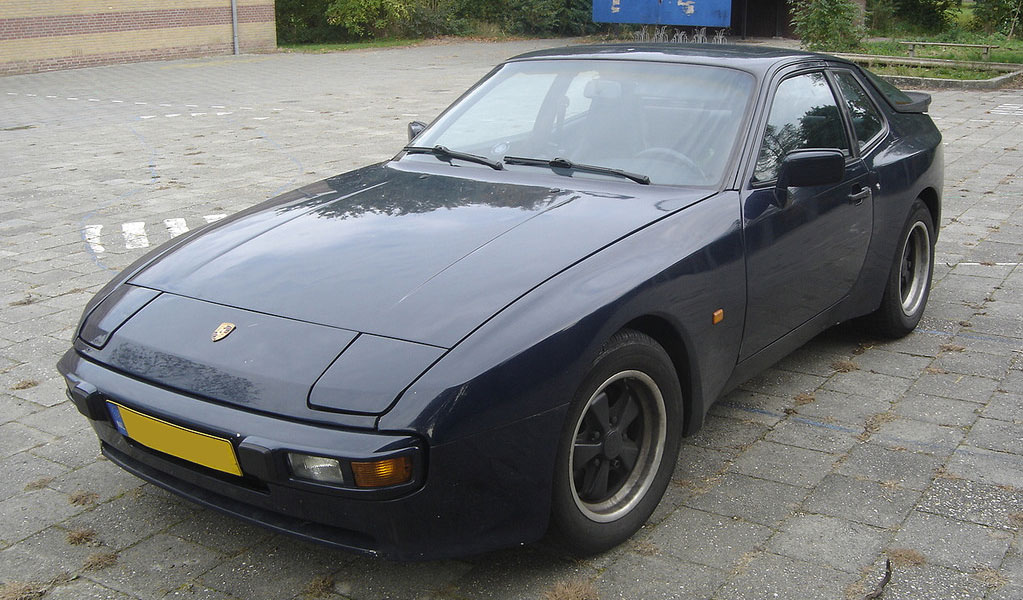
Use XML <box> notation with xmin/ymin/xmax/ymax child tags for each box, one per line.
<box><xmin>637</xmin><ymin>147</ymin><xmax>707</xmax><ymax>181</ymax></box>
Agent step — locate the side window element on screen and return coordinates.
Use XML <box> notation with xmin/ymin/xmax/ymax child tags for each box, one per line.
<box><xmin>834</xmin><ymin>71</ymin><xmax>885</xmax><ymax>149</ymax></box>
<box><xmin>754</xmin><ymin>72</ymin><xmax>850</xmax><ymax>182</ymax></box>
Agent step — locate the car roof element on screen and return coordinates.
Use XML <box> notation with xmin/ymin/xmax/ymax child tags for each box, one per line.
<box><xmin>507</xmin><ymin>44</ymin><xmax>852</xmax><ymax>75</ymax></box>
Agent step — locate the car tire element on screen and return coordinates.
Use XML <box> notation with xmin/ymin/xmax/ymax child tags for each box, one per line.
<box><xmin>870</xmin><ymin>199</ymin><xmax>935</xmax><ymax>338</ymax></box>
<box><xmin>550</xmin><ymin>329</ymin><xmax>682</xmax><ymax>555</ymax></box>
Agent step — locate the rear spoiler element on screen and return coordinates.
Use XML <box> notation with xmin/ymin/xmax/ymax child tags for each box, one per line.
<box><xmin>895</xmin><ymin>91</ymin><xmax>932</xmax><ymax>114</ymax></box>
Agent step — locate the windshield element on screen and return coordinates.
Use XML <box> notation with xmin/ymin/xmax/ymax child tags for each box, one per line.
<box><xmin>409</xmin><ymin>59</ymin><xmax>755</xmax><ymax>187</ymax></box>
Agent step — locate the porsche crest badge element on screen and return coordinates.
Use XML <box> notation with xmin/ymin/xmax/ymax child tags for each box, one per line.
<box><xmin>211</xmin><ymin>322</ymin><xmax>236</xmax><ymax>342</ymax></box>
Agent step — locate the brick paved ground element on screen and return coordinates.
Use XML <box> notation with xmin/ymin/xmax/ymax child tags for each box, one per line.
<box><xmin>0</xmin><ymin>40</ymin><xmax>1021</xmax><ymax>600</ymax></box>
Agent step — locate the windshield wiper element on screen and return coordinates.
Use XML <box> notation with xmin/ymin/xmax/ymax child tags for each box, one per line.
<box><xmin>404</xmin><ymin>145</ymin><xmax>503</xmax><ymax>171</ymax></box>
<box><xmin>503</xmin><ymin>156</ymin><xmax>650</xmax><ymax>185</ymax></box>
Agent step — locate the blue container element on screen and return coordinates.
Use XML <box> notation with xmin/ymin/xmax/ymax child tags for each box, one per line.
<box><xmin>593</xmin><ymin>0</ymin><xmax>731</xmax><ymax>27</ymax></box>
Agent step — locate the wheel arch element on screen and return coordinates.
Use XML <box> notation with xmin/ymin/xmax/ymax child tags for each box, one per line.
<box><xmin>619</xmin><ymin>314</ymin><xmax>700</xmax><ymax>437</ymax></box>
<box><xmin>917</xmin><ymin>186</ymin><xmax>940</xmax><ymax>235</ymax></box>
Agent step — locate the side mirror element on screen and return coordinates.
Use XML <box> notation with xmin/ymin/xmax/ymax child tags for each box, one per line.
<box><xmin>777</xmin><ymin>149</ymin><xmax>845</xmax><ymax>189</ymax></box>
<box><xmin>407</xmin><ymin>120</ymin><xmax>426</xmax><ymax>142</ymax></box>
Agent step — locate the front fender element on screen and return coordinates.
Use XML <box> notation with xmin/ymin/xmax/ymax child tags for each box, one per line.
<box><xmin>381</xmin><ymin>191</ymin><xmax>746</xmax><ymax>444</ymax></box>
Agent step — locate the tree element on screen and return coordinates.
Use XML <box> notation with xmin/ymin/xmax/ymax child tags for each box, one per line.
<box><xmin>791</xmin><ymin>0</ymin><xmax>864</xmax><ymax>51</ymax></box>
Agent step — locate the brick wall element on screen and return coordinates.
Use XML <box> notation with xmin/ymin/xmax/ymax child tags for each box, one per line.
<box><xmin>0</xmin><ymin>1</ymin><xmax>276</xmax><ymax>76</ymax></box>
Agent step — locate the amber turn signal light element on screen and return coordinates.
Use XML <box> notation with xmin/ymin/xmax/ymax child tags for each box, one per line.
<box><xmin>712</xmin><ymin>309</ymin><xmax>724</xmax><ymax>324</ymax></box>
<box><xmin>352</xmin><ymin>456</ymin><xmax>413</xmax><ymax>488</ymax></box>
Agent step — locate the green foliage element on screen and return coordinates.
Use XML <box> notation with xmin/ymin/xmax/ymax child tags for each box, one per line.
<box><xmin>894</xmin><ymin>0</ymin><xmax>962</xmax><ymax>31</ymax></box>
<box><xmin>973</xmin><ymin>0</ymin><xmax>1023</xmax><ymax>34</ymax></box>
<box><xmin>325</xmin><ymin>0</ymin><xmax>413</xmax><ymax>37</ymax></box>
<box><xmin>276</xmin><ymin>0</ymin><xmax>348</xmax><ymax>43</ymax></box>
<box><xmin>407</xmin><ymin>0</ymin><xmax>467</xmax><ymax>36</ymax></box>
<box><xmin>866</xmin><ymin>0</ymin><xmax>899</xmax><ymax>33</ymax></box>
<box><xmin>791</xmin><ymin>0</ymin><xmax>865</xmax><ymax>51</ymax></box>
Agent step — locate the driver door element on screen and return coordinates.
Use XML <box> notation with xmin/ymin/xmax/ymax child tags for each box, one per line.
<box><xmin>739</xmin><ymin>69</ymin><xmax>874</xmax><ymax>360</ymax></box>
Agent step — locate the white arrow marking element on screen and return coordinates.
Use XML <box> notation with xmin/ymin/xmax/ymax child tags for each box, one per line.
<box><xmin>164</xmin><ymin>218</ymin><xmax>189</xmax><ymax>238</ymax></box>
<box><xmin>122</xmin><ymin>222</ymin><xmax>149</xmax><ymax>249</ymax></box>
<box><xmin>83</xmin><ymin>225</ymin><xmax>104</xmax><ymax>253</ymax></box>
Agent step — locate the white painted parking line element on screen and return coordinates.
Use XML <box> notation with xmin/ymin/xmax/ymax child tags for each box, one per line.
<box><xmin>164</xmin><ymin>218</ymin><xmax>189</xmax><ymax>238</ymax></box>
<box><xmin>122</xmin><ymin>222</ymin><xmax>150</xmax><ymax>249</ymax></box>
<box><xmin>204</xmin><ymin>214</ymin><xmax>227</xmax><ymax>223</ymax></box>
<box><xmin>83</xmin><ymin>225</ymin><xmax>104</xmax><ymax>253</ymax></box>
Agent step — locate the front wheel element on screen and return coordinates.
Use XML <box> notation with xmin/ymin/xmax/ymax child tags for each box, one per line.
<box><xmin>551</xmin><ymin>329</ymin><xmax>682</xmax><ymax>555</ymax></box>
<box><xmin>870</xmin><ymin>199</ymin><xmax>935</xmax><ymax>337</ymax></box>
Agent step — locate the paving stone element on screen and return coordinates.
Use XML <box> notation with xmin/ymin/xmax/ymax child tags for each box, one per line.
<box><xmin>200</xmin><ymin>535</ymin><xmax>355</xmax><ymax>600</ymax></box>
<box><xmin>766</xmin><ymin>513</ymin><xmax>887</xmax><ymax>573</ymax></box>
<box><xmin>448</xmin><ymin>546</ymin><xmax>597</xmax><ymax>600</ymax></box>
<box><xmin>739</xmin><ymin>368</ymin><xmax>826</xmax><ymax>397</ymax></box>
<box><xmin>86</xmin><ymin>534</ymin><xmax>224</xmax><ymax>599</ymax></box>
<box><xmin>842</xmin><ymin>349</ymin><xmax>934</xmax><ymax>379</ymax></box>
<box><xmin>965</xmin><ymin>417</ymin><xmax>1023</xmax><ymax>454</ymax></box>
<box><xmin>598</xmin><ymin>553</ymin><xmax>726</xmax><ymax>599</ymax></box>
<box><xmin>803</xmin><ymin>474</ymin><xmax>921</xmax><ymax>529</ymax></box>
<box><xmin>946</xmin><ymin>445</ymin><xmax>1023</xmax><ymax>488</ymax></box>
<box><xmin>984</xmin><ymin>390</ymin><xmax>1023</xmax><ymax>423</ymax></box>
<box><xmin>710</xmin><ymin>389</ymin><xmax>788</xmax><ymax>426</ymax></box>
<box><xmin>933</xmin><ymin>349</ymin><xmax>1014</xmax><ymax>379</ymax></box>
<box><xmin>0</xmin><ymin>393</ymin><xmax>37</xmax><ymax>425</ymax></box>
<box><xmin>331</xmin><ymin>556</ymin><xmax>473</xmax><ymax>600</ymax></box>
<box><xmin>908</xmin><ymin>372</ymin><xmax>1001</xmax><ymax>403</ymax></box>
<box><xmin>166</xmin><ymin>504</ymin><xmax>272</xmax><ymax>558</ymax></box>
<box><xmin>67</xmin><ymin>487</ymin><xmax>196</xmax><ymax>551</ymax></box>
<box><xmin>715</xmin><ymin>552</ymin><xmax>858</xmax><ymax>600</ymax></box>
<box><xmin>728</xmin><ymin>440</ymin><xmax>836</xmax><ymax>488</ymax></box>
<box><xmin>0</xmin><ymin>488</ymin><xmax>84</xmax><ymax>543</ymax></box>
<box><xmin>49</xmin><ymin>460</ymin><xmax>144</xmax><ymax>506</ymax></box>
<box><xmin>871</xmin><ymin>416</ymin><xmax>965</xmax><ymax>455</ymax></box>
<box><xmin>764</xmin><ymin>419</ymin><xmax>859</xmax><ymax>453</ymax></box>
<box><xmin>17</xmin><ymin>401</ymin><xmax>90</xmax><ymax>438</ymax></box>
<box><xmin>789</xmin><ymin>388</ymin><xmax>891</xmax><ymax>427</ymax></box>
<box><xmin>683</xmin><ymin>415</ymin><xmax>767</xmax><ymax>452</ymax></box>
<box><xmin>643</xmin><ymin>506</ymin><xmax>773</xmax><ymax>569</ymax></box>
<box><xmin>824</xmin><ymin>369</ymin><xmax>915</xmax><ymax>402</ymax></box>
<box><xmin>890</xmin><ymin>511</ymin><xmax>1012</xmax><ymax>571</ymax></box>
<box><xmin>918</xmin><ymin>477</ymin><xmax>1023</xmax><ymax>531</ymax></box>
<box><xmin>45</xmin><ymin>579</ymin><xmax>134</xmax><ymax>600</ymax></box>
<box><xmin>879</xmin><ymin>563</ymin><xmax>989</xmax><ymax>600</ymax></box>
<box><xmin>0</xmin><ymin>526</ymin><xmax>100</xmax><ymax>582</ymax></box>
<box><xmin>30</xmin><ymin>427</ymin><xmax>102</xmax><ymax>469</ymax></box>
<box><xmin>894</xmin><ymin>393</ymin><xmax>982</xmax><ymax>428</ymax></box>
<box><xmin>0</xmin><ymin>451</ymin><xmax>68</xmax><ymax>502</ymax></box>
<box><xmin>836</xmin><ymin>443</ymin><xmax>942</xmax><ymax>490</ymax></box>
<box><xmin>685</xmin><ymin>473</ymin><xmax>806</xmax><ymax>527</ymax></box>
<box><xmin>0</xmin><ymin>422</ymin><xmax>56</xmax><ymax>458</ymax></box>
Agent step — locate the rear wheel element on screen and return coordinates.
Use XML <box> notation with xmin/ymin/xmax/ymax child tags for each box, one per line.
<box><xmin>551</xmin><ymin>329</ymin><xmax>682</xmax><ymax>555</ymax></box>
<box><xmin>870</xmin><ymin>200</ymin><xmax>935</xmax><ymax>337</ymax></box>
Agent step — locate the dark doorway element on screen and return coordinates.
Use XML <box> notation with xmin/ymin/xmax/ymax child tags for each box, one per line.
<box><xmin>731</xmin><ymin>0</ymin><xmax>794</xmax><ymax>38</ymax></box>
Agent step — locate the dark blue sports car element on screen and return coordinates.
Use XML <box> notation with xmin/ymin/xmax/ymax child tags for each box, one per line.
<box><xmin>59</xmin><ymin>45</ymin><xmax>942</xmax><ymax>560</ymax></box>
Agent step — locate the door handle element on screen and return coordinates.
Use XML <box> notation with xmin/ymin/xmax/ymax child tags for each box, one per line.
<box><xmin>848</xmin><ymin>186</ymin><xmax>871</xmax><ymax>205</ymax></box>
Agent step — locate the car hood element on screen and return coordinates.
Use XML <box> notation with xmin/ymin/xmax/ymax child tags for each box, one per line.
<box><xmin>130</xmin><ymin>162</ymin><xmax>708</xmax><ymax>348</ymax></box>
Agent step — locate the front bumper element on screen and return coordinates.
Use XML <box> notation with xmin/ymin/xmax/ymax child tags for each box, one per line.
<box><xmin>58</xmin><ymin>349</ymin><xmax>562</xmax><ymax>560</ymax></box>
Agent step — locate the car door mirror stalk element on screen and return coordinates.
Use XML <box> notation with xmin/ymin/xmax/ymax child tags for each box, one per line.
<box><xmin>408</xmin><ymin>120</ymin><xmax>426</xmax><ymax>142</ymax></box>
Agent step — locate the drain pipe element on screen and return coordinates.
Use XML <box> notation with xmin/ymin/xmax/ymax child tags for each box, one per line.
<box><xmin>230</xmin><ymin>0</ymin><xmax>240</xmax><ymax>55</ymax></box>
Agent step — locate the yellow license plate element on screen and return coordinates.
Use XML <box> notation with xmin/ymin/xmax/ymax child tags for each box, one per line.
<box><xmin>107</xmin><ymin>401</ymin><xmax>242</xmax><ymax>476</ymax></box>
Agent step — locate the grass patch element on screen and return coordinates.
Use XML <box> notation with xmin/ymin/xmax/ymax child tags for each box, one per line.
<box><xmin>24</xmin><ymin>477</ymin><xmax>52</xmax><ymax>491</ymax></box>
<box><xmin>886</xmin><ymin>547</ymin><xmax>926</xmax><ymax>567</ymax></box>
<box><xmin>868</xmin><ymin>63</ymin><xmax>1003</xmax><ymax>80</ymax></box>
<box><xmin>542</xmin><ymin>579</ymin><xmax>599</xmax><ymax>600</ymax></box>
<box><xmin>82</xmin><ymin>552</ymin><xmax>117</xmax><ymax>571</ymax></box>
<box><xmin>831</xmin><ymin>359</ymin><xmax>859</xmax><ymax>373</ymax></box>
<box><xmin>69</xmin><ymin>490</ymin><xmax>99</xmax><ymax>506</ymax></box>
<box><xmin>860</xmin><ymin>36</ymin><xmax>1023</xmax><ymax>64</ymax></box>
<box><xmin>66</xmin><ymin>528</ymin><xmax>97</xmax><ymax>546</ymax></box>
<box><xmin>280</xmin><ymin>38</ymin><xmax>423</xmax><ymax>53</ymax></box>
<box><xmin>302</xmin><ymin>574</ymin><xmax>335</xmax><ymax>598</ymax></box>
<box><xmin>11</xmin><ymin>380</ymin><xmax>38</xmax><ymax>391</ymax></box>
